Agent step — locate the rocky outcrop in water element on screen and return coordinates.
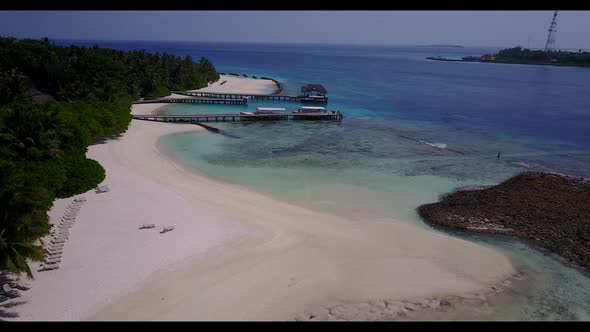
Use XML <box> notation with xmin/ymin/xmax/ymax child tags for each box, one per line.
<box><xmin>417</xmin><ymin>172</ymin><xmax>590</xmax><ymax>271</ymax></box>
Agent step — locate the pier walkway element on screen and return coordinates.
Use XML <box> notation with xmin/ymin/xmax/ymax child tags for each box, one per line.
<box><xmin>132</xmin><ymin>97</ymin><xmax>247</xmax><ymax>105</ymax></box>
<box><xmin>171</xmin><ymin>91</ymin><xmax>327</xmax><ymax>103</ymax></box>
<box><xmin>132</xmin><ymin>112</ymin><xmax>343</xmax><ymax>123</ymax></box>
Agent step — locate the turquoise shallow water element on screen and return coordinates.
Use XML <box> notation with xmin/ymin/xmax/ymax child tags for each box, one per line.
<box><xmin>61</xmin><ymin>40</ymin><xmax>590</xmax><ymax>320</ymax></box>
<box><xmin>163</xmin><ymin>122</ymin><xmax>590</xmax><ymax>320</ymax></box>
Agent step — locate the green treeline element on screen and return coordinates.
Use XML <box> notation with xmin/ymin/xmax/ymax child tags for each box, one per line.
<box><xmin>494</xmin><ymin>46</ymin><xmax>590</xmax><ymax>67</ymax></box>
<box><xmin>0</xmin><ymin>37</ymin><xmax>219</xmax><ymax>277</ymax></box>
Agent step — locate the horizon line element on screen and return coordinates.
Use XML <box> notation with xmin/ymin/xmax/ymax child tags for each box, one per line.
<box><xmin>5</xmin><ymin>35</ymin><xmax>590</xmax><ymax>51</ymax></box>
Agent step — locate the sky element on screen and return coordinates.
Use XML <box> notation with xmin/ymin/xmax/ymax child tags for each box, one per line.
<box><xmin>0</xmin><ymin>11</ymin><xmax>589</xmax><ymax>50</ymax></box>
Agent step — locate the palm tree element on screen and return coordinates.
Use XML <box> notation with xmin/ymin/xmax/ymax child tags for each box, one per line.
<box><xmin>0</xmin><ymin>68</ymin><xmax>31</xmax><ymax>104</ymax></box>
<box><xmin>0</xmin><ymin>229</ymin><xmax>44</xmax><ymax>279</ymax></box>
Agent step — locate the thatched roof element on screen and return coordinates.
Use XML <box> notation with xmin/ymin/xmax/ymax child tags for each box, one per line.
<box><xmin>301</xmin><ymin>84</ymin><xmax>327</xmax><ymax>94</ymax></box>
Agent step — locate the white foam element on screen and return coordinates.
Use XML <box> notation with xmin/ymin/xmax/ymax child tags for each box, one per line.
<box><xmin>418</xmin><ymin>139</ymin><xmax>447</xmax><ymax>149</ymax></box>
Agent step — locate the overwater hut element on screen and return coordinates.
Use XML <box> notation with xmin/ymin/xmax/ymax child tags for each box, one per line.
<box><xmin>300</xmin><ymin>84</ymin><xmax>328</xmax><ymax>103</ymax></box>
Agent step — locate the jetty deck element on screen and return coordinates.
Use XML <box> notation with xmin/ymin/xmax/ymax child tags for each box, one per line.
<box><xmin>171</xmin><ymin>91</ymin><xmax>327</xmax><ymax>103</ymax></box>
<box><xmin>132</xmin><ymin>112</ymin><xmax>343</xmax><ymax>123</ymax></box>
<box><xmin>133</xmin><ymin>97</ymin><xmax>247</xmax><ymax>105</ymax></box>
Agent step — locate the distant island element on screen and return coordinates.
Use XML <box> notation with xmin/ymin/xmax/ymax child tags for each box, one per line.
<box><xmin>418</xmin><ymin>172</ymin><xmax>590</xmax><ymax>272</ymax></box>
<box><xmin>491</xmin><ymin>46</ymin><xmax>590</xmax><ymax>67</ymax></box>
<box><xmin>426</xmin><ymin>46</ymin><xmax>590</xmax><ymax>67</ymax></box>
<box><xmin>428</xmin><ymin>44</ymin><xmax>464</xmax><ymax>48</ymax></box>
<box><xmin>426</xmin><ymin>56</ymin><xmax>480</xmax><ymax>62</ymax></box>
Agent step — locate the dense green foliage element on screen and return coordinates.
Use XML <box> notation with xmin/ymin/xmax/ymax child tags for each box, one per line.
<box><xmin>494</xmin><ymin>46</ymin><xmax>590</xmax><ymax>67</ymax></box>
<box><xmin>0</xmin><ymin>37</ymin><xmax>219</xmax><ymax>277</ymax></box>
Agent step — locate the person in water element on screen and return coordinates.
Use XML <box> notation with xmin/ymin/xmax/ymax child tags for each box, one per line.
<box><xmin>497</xmin><ymin>152</ymin><xmax>501</xmax><ymax>159</ymax></box>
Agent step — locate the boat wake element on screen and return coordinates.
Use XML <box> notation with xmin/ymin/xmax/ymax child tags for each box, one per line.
<box><xmin>419</xmin><ymin>140</ymin><xmax>448</xmax><ymax>149</ymax></box>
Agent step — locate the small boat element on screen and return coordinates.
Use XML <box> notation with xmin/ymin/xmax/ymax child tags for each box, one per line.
<box><xmin>295</xmin><ymin>106</ymin><xmax>326</xmax><ymax>113</ymax></box>
<box><xmin>299</xmin><ymin>95</ymin><xmax>328</xmax><ymax>103</ymax></box>
<box><xmin>254</xmin><ymin>107</ymin><xmax>286</xmax><ymax>114</ymax></box>
<box><xmin>160</xmin><ymin>226</ymin><xmax>175</xmax><ymax>234</ymax></box>
<box><xmin>139</xmin><ymin>224</ymin><xmax>156</xmax><ymax>230</ymax></box>
<box><xmin>240</xmin><ymin>112</ymin><xmax>254</xmax><ymax>115</ymax></box>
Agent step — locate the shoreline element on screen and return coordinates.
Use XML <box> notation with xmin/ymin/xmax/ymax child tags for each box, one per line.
<box><xmin>155</xmin><ymin>122</ymin><xmax>528</xmax><ymax>321</ymax></box>
<box><xmin>91</xmin><ymin>109</ymin><xmax>516</xmax><ymax>320</ymax></box>
<box><xmin>7</xmin><ymin>77</ymin><xmax>518</xmax><ymax>321</ymax></box>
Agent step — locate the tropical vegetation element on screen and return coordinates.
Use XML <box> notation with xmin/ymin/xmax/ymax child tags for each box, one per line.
<box><xmin>0</xmin><ymin>37</ymin><xmax>218</xmax><ymax>277</ymax></box>
<box><xmin>493</xmin><ymin>46</ymin><xmax>590</xmax><ymax>67</ymax></box>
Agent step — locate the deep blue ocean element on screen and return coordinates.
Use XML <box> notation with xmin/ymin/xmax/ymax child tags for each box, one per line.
<box><xmin>58</xmin><ymin>40</ymin><xmax>590</xmax><ymax>320</ymax></box>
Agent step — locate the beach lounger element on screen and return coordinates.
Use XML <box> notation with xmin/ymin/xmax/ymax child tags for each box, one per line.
<box><xmin>139</xmin><ymin>224</ymin><xmax>156</xmax><ymax>229</ymax></box>
<box><xmin>47</xmin><ymin>244</ymin><xmax>65</xmax><ymax>251</ymax></box>
<box><xmin>44</xmin><ymin>245</ymin><xmax>63</xmax><ymax>252</ymax></box>
<box><xmin>51</xmin><ymin>238</ymin><xmax>68</xmax><ymax>243</ymax></box>
<box><xmin>57</xmin><ymin>220</ymin><xmax>72</xmax><ymax>225</ymax></box>
<box><xmin>12</xmin><ymin>280</ymin><xmax>32</xmax><ymax>291</ymax></box>
<box><xmin>45</xmin><ymin>258</ymin><xmax>61</xmax><ymax>265</ymax></box>
<box><xmin>38</xmin><ymin>264</ymin><xmax>59</xmax><ymax>272</ymax></box>
<box><xmin>45</xmin><ymin>257</ymin><xmax>61</xmax><ymax>264</ymax></box>
<box><xmin>96</xmin><ymin>184</ymin><xmax>110</xmax><ymax>193</ymax></box>
<box><xmin>2</xmin><ymin>284</ymin><xmax>19</xmax><ymax>298</ymax></box>
<box><xmin>160</xmin><ymin>226</ymin><xmax>175</xmax><ymax>234</ymax></box>
<box><xmin>47</xmin><ymin>252</ymin><xmax>62</xmax><ymax>259</ymax></box>
<box><xmin>45</xmin><ymin>249</ymin><xmax>63</xmax><ymax>256</ymax></box>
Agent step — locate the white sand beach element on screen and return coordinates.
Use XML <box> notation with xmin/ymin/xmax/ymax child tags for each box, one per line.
<box><xmin>152</xmin><ymin>74</ymin><xmax>278</xmax><ymax>101</ymax></box>
<box><xmin>192</xmin><ymin>74</ymin><xmax>278</xmax><ymax>95</ymax></box>
<box><xmin>3</xmin><ymin>104</ymin><xmax>250</xmax><ymax>321</ymax></box>
<box><xmin>5</xmin><ymin>78</ymin><xmax>516</xmax><ymax>321</ymax></box>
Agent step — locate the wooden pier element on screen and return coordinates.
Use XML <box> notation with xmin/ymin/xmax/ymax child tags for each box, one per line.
<box><xmin>132</xmin><ymin>112</ymin><xmax>343</xmax><ymax>123</ymax></box>
<box><xmin>132</xmin><ymin>97</ymin><xmax>247</xmax><ymax>105</ymax></box>
<box><xmin>171</xmin><ymin>91</ymin><xmax>326</xmax><ymax>103</ymax></box>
